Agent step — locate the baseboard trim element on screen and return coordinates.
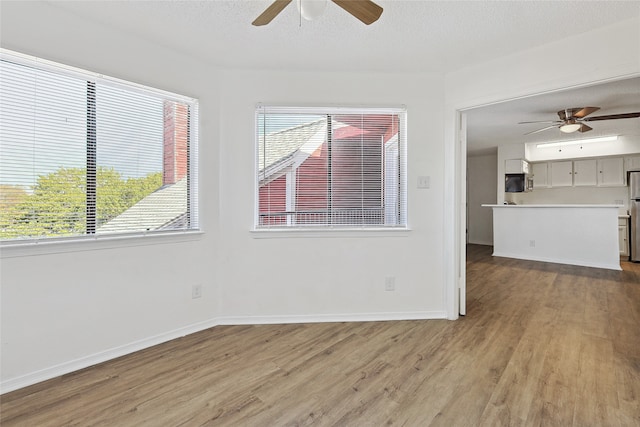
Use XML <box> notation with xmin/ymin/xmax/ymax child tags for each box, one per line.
<box><xmin>492</xmin><ymin>251</ymin><xmax>622</xmax><ymax>271</ymax></box>
<box><xmin>0</xmin><ymin>317</ymin><xmax>220</xmax><ymax>395</ymax></box>
<box><xmin>1</xmin><ymin>311</ymin><xmax>447</xmax><ymax>394</ymax></box>
<box><xmin>217</xmin><ymin>311</ymin><xmax>447</xmax><ymax>326</ymax></box>
<box><xmin>467</xmin><ymin>240</ymin><xmax>493</xmax><ymax>246</ymax></box>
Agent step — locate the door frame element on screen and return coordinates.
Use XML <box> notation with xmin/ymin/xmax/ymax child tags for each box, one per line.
<box><xmin>448</xmin><ymin>74</ymin><xmax>640</xmax><ymax>320</ymax></box>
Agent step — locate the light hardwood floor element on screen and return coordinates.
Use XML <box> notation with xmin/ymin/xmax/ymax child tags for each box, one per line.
<box><xmin>2</xmin><ymin>245</ymin><xmax>639</xmax><ymax>426</ymax></box>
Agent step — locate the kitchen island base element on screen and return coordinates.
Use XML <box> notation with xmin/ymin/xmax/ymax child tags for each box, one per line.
<box><xmin>483</xmin><ymin>205</ymin><xmax>621</xmax><ymax>271</ymax></box>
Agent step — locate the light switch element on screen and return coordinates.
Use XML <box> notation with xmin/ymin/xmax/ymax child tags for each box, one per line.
<box><xmin>417</xmin><ymin>176</ymin><xmax>430</xmax><ymax>189</ymax></box>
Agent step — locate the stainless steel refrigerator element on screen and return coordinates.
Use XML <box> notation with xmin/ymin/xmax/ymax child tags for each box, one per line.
<box><xmin>630</xmin><ymin>171</ymin><xmax>640</xmax><ymax>262</ymax></box>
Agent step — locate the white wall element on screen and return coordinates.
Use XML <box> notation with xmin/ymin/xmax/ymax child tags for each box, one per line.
<box><xmin>467</xmin><ymin>153</ymin><xmax>497</xmax><ymax>245</ymax></box>
<box><xmin>0</xmin><ymin>2</ymin><xmax>221</xmax><ymax>391</ymax></box>
<box><xmin>527</xmin><ymin>135</ymin><xmax>640</xmax><ymax>162</ymax></box>
<box><xmin>0</xmin><ymin>1</ymin><xmax>448</xmax><ymax>392</ymax></box>
<box><xmin>445</xmin><ymin>18</ymin><xmax>640</xmax><ymax>109</ymax></box>
<box><xmin>512</xmin><ymin>186</ymin><xmax>629</xmax><ymax>213</ymax></box>
<box><xmin>216</xmin><ymin>68</ymin><xmax>447</xmax><ymax>322</ymax></box>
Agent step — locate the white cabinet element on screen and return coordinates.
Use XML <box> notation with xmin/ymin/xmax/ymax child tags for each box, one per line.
<box><xmin>619</xmin><ymin>217</ymin><xmax>629</xmax><ymax>257</ymax></box>
<box><xmin>573</xmin><ymin>159</ymin><xmax>597</xmax><ymax>186</ymax></box>
<box><xmin>625</xmin><ymin>155</ymin><xmax>640</xmax><ymax>171</ymax></box>
<box><xmin>505</xmin><ymin>159</ymin><xmax>530</xmax><ymax>174</ymax></box>
<box><xmin>532</xmin><ymin>162</ymin><xmax>549</xmax><ymax>188</ymax></box>
<box><xmin>550</xmin><ymin>161</ymin><xmax>573</xmax><ymax>187</ymax></box>
<box><xmin>597</xmin><ymin>157</ymin><xmax>625</xmax><ymax>186</ymax></box>
<box><xmin>541</xmin><ymin>157</ymin><xmax>625</xmax><ymax>188</ymax></box>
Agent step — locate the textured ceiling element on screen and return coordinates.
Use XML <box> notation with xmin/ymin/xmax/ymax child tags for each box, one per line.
<box><xmin>22</xmin><ymin>1</ymin><xmax>640</xmax><ymax>153</ymax></box>
<box><xmin>467</xmin><ymin>77</ymin><xmax>640</xmax><ymax>155</ymax></box>
<box><xmin>47</xmin><ymin>0</ymin><xmax>639</xmax><ymax>73</ymax></box>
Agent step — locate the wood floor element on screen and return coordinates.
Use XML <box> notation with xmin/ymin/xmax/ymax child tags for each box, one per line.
<box><xmin>2</xmin><ymin>245</ymin><xmax>640</xmax><ymax>426</ymax></box>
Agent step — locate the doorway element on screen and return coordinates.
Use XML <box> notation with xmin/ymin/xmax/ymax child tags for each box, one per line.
<box><xmin>456</xmin><ymin>76</ymin><xmax>640</xmax><ymax>317</ymax></box>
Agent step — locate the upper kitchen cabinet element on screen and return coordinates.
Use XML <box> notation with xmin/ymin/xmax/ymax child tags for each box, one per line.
<box><xmin>574</xmin><ymin>159</ymin><xmax>598</xmax><ymax>186</ymax></box>
<box><xmin>625</xmin><ymin>155</ymin><xmax>640</xmax><ymax>171</ymax></box>
<box><xmin>532</xmin><ymin>162</ymin><xmax>549</xmax><ymax>188</ymax></box>
<box><xmin>534</xmin><ymin>156</ymin><xmax>627</xmax><ymax>188</ymax></box>
<box><xmin>549</xmin><ymin>161</ymin><xmax>573</xmax><ymax>187</ymax></box>
<box><xmin>597</xmin><ymin>157</ymin><xmax>625</xmax><ymax>186</ymax></box>
<box><xmin>505</xmin><ymin>159</ymin><xmax>530</xmax><ymax>174</ymax></box>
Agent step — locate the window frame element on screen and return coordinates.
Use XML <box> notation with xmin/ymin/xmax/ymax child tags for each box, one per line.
<box><xmin>0</xmin><ymin>49</ymin><xmax>200</xmax><ymax>250</ymax></box>
<box><xmin>253</xmin><ymin>105</ymin><xmax>408</xmax><ymax>232</ymax></box>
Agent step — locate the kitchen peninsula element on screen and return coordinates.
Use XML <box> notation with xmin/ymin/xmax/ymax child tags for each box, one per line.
<box><xmin>482</xmin><ymin>204</ymin><xmax>621</xmax><ymax>270</ymax></box>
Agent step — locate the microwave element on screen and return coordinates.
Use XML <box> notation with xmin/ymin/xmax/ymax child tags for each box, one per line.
<box><xmin>505</xmin><ymin>173</ymin><xmax>533</xmax><ymax>193</ymax></box>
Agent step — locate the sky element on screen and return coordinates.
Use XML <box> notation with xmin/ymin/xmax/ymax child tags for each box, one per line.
<box><xmin>0</xmin><ymin>59</ymin><xmax>163</xmax><ymax>189</ymax></box>
<box><xmin>257</xmin><ymin>113</ymin><xmax>325</xmax><ymax>136</ymax></box>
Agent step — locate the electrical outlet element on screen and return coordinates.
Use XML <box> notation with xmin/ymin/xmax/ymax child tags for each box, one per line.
<box><xmin>385</xmin><ymin>276</ymin><xmax>396</xmax><ymax>291</ymax></box>
<box><xmin>192</xmin><ymin>284</ymin><xmax>202</xmax><ymax>299</ymax></box>
<box><xmin>417</xmin><ymin>176</ymin><xmax>430</xmax><ymax>189</ymax></box>
<box><xmin>529</xmin><ymin>240</ymin><xmax>535</xmax><ymax>248</ymax></box>
<box><xmin>614</xmin><ymin>199</ymin><xmax>624</xmax><ymax>205</ymax></box>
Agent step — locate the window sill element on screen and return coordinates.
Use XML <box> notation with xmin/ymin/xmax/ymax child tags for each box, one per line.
<box><xmin>250</xmin><ymin>227</ymin><xmax>411</xmax><ymax>239</ymax></box>
<box><xmin>0</xmin><ymin>230</ymin><xmax>204</xmax><ymax>258</ymax></box>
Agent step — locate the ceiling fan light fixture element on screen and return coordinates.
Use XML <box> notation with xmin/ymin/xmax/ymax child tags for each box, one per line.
<box><xmin>559</xmin><ymin>120</ymin><xmax>581</xmax><ymax>133</ymax></box>
<box><xmin>297</xmin><ymin>0</ymin><xmax>327</xmax><ymax>20</ymax></box>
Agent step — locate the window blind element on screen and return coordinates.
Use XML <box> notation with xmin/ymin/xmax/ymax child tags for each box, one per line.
<box><xmin>256</xmin><ymin>106</ymin><xmax>407</xmax><ymax>228</ymax></box>
<box><xmin>0</xmin><ymin>50</ymin><xmax>199</xmax><ymax>242</ymax></box>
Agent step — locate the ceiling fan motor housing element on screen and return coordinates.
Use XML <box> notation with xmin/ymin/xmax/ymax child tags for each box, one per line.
<box><xmin>252</xmin><ymin>0</ymin><xmax>383</xmax><ymax>26</ymax></box>
<box><xmin>297</xmin><ymin>0</ymin><xmax>327</xmax><ymax>21</ymax></box>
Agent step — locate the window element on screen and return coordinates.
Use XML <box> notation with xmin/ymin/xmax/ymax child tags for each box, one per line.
<box><xmin>256</xmin><ymin>106</ymin><xmax>407</xmax><ymax>228</ymax></box>
<box><xmin>0</xmin><ymin>50</ymin><xmax>199</xmax><ymax>243</ymax></box>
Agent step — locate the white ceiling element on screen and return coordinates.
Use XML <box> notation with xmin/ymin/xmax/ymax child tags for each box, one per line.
<box><xmin>466</xmin><ymin>77</ymin><xmax>640</xmax><ymax>156</ymax></box>
<box><xmin>39</xmin><ymin>1</ymin><xmax>640</xmax><ymax>153</ymax></box>
<box><xmin>47</xmin><ymin>0</ymin><xmax>638</xmax><ymax>73</ymax></box>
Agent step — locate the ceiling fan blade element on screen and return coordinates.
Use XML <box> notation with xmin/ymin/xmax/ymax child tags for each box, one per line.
<box><xmin>583</xmin><ymin>112</ymin><xmax>640</xmax><ymax>122</ymax></box>
<box><xmin>518</xmin><ymin>120</ymin><xmax>562</xmax><ymax>125</ymax></box>
<box><xmin>556</xmin><ymin>107</ymin><xmax>599</xmax><ymax>121</ymax></box>
<box><xmin>252</xmin><ymin>0</ymin><xmax>293</xmax><ymax>26</ymax></box>
<box><xmin>524</xmin><ymin>125</ymin><xmax>559</xmax><ymax>135</ymax></box>
<box><xmin>331</xmin><ymin>0</ymin><xmax>383</xmax><ymax>25</ymax></box>
<box><xmin>578</xmin><ymin>123</ymin><xmax>593</xmax><ymax>133</ymax></box>
<box><xmin>573</xmin><ymin>106</ymin><xmax>600</xmax><ymax>118</ymax></box>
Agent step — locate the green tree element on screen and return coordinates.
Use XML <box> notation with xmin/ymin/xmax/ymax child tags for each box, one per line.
<box><xmin>0</xmin><ymin>167</ymin><xmax>162</xmax><ymax>239</ymax></box>
<box><xmin>0</xmin><ymin>184</ymin><xmax>28</xmax><ymax>211</ymax></box>
<box><xmin>2</xmin><ymin>168</ymin><xmax>86</xmax><ymax>238</ymax></box>
<box><xmin>0</xmin><ymin>184</ymin><xmax>29</xmax><ymax>238</ymax></box>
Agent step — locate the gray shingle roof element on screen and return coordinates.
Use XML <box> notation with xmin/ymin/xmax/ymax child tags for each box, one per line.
<box><xmin>258</xmin><ymin>119</ymin><xmax>326</xmax><ymax>176</ymax></box>
<box><xmin>98</xmin><ymin>177</ymin><xmax>188</xmax><ymax>233</ymax></box>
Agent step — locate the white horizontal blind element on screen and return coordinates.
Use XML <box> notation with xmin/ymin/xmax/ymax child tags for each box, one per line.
<box><xmin>0</xmin><ymin>50</ymin><xmax>199</xmax><ymax>242</ymax></box>
<box><xmin>256</xmin><ymin>106</ymin><xmax>407</xmax><ymax>228</ymax></box>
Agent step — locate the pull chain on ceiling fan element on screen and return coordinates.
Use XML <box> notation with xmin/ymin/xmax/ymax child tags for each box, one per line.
<box><xmin>519</xmin><ymin>106</ymin><xmax>640</xmax><ymax>135</ymax></box>
<box><xmin>252</xmin><ymin>0</ymin><xmax>383</xmax><ymax>26</ymax></box>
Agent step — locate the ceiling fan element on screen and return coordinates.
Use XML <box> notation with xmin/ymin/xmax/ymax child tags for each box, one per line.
<box><xmin>519</xmin><ymin>107</ymin><xmax>640</xmax><ymax>135</ymax></box>
<box><xmin>252</xmin><ymin>0</ymin><xmax>383</xmax><ymax>26</ymax></box>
